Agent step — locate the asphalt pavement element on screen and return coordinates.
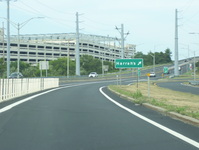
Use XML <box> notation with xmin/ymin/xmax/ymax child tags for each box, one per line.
<box><xmin>0</xmin><ymin>81</ymin><xmax>198</xmax><ymax>150</ymax></box>
<box><xmin>157</xmin><ymin>81</ymin><xmax>199</xmax><ymax>95</ymax></box>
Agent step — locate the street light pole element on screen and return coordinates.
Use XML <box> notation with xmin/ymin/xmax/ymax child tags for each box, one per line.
<box><xmin>75</xmin><ymin>12</ymin><xmax>80</xmax><ymax>76</ymax></box>
<box><xmin>16</xmin><ymin>17</ymin><xmax>44</xmax><ymax>78</ymax></box>
<box><xmin>189</xmin><ymin>32</ymin><xmax>199</xmax><ymax>81</ymax></box>
<box><xmin>67</xmin><ymin>40</ymin><xmax>70</xmax><ymax>78</ymax></box>
<box><xmin>194</xmin><ymin>51</ymin><xmax>196</xmax><ymax>81</ymax></box>
<box><xmin>150</xmin><ymin>54</ymin><xmax>155</xmax><ymax>73</ymax></box>
<box><xmin>174</xmin><ymin>9</ymin><xmax>179</xmax><ymax>77</ymax></box>
<box><xmin>17</xmin><ymin>23</ymin><xmax>20</xmax><ymax>76</ymax></box>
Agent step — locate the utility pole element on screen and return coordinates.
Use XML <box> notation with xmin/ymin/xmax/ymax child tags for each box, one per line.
<box><xmin>116</xmin><ymin>24</ymin><xmax>129</xmax><ymax>59</ymax></box>
<box><xmin>67</xmin><ymin>40</ymin><xmax>70</xmax><ymax>78</ymax></box>
<box><xmin>115</xmin><ymin>24</ymin><xmax>129</xmax><ymax>85</ymax></box>
<box><xmin>174</xmin><ymin>9</ymin><xmax>179</xmax><ymax>76</ymax></box>
<box><xmin>6</xmin><ymin>0</ymin><xmax>11</xmax><ymax>78</ymax></box>
<box><xmin>1</xmin><ymin>0</ymin><xmax>17</xmax><ymax>78</ymax></box>
<box><xmin>75</xmin><ymin>12</ymin><xmax>80</xmax><ymax>76</ymax></box>
<box><xmin>121</xmin><ymin>24</ymin><xmax>124</xmax><ymax>59</ymax></box>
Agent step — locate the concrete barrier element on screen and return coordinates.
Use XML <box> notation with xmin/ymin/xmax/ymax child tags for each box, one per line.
<box><xmin>0</xmin><ymin>78</ymin><xmax>59</xmax><ymax>102</ymax></box>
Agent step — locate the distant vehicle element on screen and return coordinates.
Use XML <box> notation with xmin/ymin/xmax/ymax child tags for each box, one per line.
<box><xmin>88</xmin><ymin>72</ymin><xmax>98</xmax><ymax>77</ymax></box>
<box><xmin>9</xmin><ymin>72</ymin><xmax>23</xmax><ymax>79</ymax></box>
<box><xmin>149</xmin><ymin>72</ymin><xmax>156</xmax><ymax>77</ymax></box>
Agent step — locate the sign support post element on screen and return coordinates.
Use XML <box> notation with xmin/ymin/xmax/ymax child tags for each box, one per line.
<box><xmin>146</xmin><ymin>73</ymin><xmax>151</xmax><ymax>97</ymax></box>
<box><xmin>115</xmin><ymin>58</ymin><xmax>144</xmax><ymax>87</ymax></box>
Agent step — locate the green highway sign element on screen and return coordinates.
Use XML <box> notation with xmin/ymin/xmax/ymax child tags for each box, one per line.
<box><xmin>115</xmin><ymin>59</ymin><xmax>143</xmax><ymax>68</ymax></box>
<box><xmin>163</xmin><ymin>67</ymin><xmax>169</xmax><ymax>74</ymax></box>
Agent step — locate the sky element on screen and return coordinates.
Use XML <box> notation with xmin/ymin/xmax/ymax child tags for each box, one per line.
<box><xmin>0</xmin><ymin>0</ymin><xmax>199</xmax><ymax>60</ymax></box>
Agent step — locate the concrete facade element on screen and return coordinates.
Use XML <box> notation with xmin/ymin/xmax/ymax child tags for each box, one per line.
<box><xmin>0</xmin><ymin>33</ymin><xmax>136</xmax><ymax>64</ymax></box>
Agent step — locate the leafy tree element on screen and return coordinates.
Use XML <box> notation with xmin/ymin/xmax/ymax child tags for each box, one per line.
<box><xmin>49</xmin><ymin>57</ymin><xmax>75</xmax><ymax>76</ymax></box>
<box><xmin>1</xmin><ymin>48</ymin><xmax>173</xmax><ymax>78</ymax></box>
<box><xmin>0</xmin><ymin>58</ymin><xmax>6</xmax><ymax>78</ymax></box>
<box><xmin>164</xmin><ymin>48</ymin><xmax>172</xmax><ymax>63</ymax></box>
<box><xmin>103</xmin><ymin>60</ymin><xmax>117</xmax><ymax>72</ymax></box>
<box><xmin>80</xmin><ymin>55</ymin><xmax>102</xmax><ymax>75</ymax></box>
<box><xmin>23</xmin><ymin>65</ymin><xmax>40</xmax><ymax>77</ymax></box>
<box><xmin>134</xmin><ymin>48</ymin><xmax>172</xmax><ymax>66</ymax></box>
<box><xmin>10</xmin><ymin>61</ymin><xmax>34</xmax><ymax>77</ymax></box>
<box><xmin>134</xmin><ymin>52</ymin><xmax>144</xmax><ymax>59</ymax></box>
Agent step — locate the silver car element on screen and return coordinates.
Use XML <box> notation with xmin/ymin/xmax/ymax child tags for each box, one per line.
<box><xmin>9</xmin><ymin>72</ymin><xmax>23</xmax><ymax>79</ymax></box>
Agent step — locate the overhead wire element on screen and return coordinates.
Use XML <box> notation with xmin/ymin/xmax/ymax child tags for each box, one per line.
<box><xmin>34</xmin><ymin>0</ymin><xmax>74</xmax><ymax>15</ymax></box>
<box><xmin>10</xmin><ymin>0</ymin><xmax>75</xmax><ymax>32</ymax></box>
<box><xmin>81</xmin><ymin>16</ymin><xmax>121</xmax><ymax>37</ymax></box>
<box><xmin>179</xmin><ymin>0</ymin><xmax>199</xmax><ymax>27</ymax></box>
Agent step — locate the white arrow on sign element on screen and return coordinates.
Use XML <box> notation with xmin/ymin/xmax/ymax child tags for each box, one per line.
<box><xmin>138</xmin><ymin>61</ymin><xmax>142</xmax><ymax>65</ymax></box>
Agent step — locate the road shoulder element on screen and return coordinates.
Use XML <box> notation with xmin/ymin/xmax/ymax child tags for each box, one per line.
<box><xmin>108</xmin><ymin>86</ymin><xmax>199</xmax><ymax>127</ymax></box>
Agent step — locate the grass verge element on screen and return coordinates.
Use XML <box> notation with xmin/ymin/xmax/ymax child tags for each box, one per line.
<box><xmin>108</xmin><ymin>82</ymin><xmax>199</xmax><ymax>120</ymax></box>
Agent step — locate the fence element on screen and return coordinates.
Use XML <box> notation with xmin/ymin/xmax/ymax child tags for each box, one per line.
<box><xmin>0</xmin><ymin>78</ymin><xmax>59</xmax><ymax>102</ymax></box>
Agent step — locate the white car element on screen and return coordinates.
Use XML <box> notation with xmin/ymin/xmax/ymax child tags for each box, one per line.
<box><xmin>88</xmin><ymin>72</ymin><xmax>98</xmax><ymax>77</ymax></box>
<box><xmin>149</xmin><ymin>72</ymin><xmax>156</xmax><ymax>77</ymax></box>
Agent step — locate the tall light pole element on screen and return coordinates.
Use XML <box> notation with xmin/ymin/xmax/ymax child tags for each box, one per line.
<box><xmin>0</xmin><ymin>17</ymin><xmax>44</xmax><ymax>78</ymax></box>
<box><xmin>150</xmin><ymin>54</ymin><xmax>155</xmax><ymax>73</ymax></box>
<box><xmin>174</xmin><ymin>9</ymin><xmax>179</xmax><ymax>76</ymax></box>
<box><xmin>189</xmin><ymin>32</ymin><xmax>199</xmax><ymax>81</ymax></box>
<box><xmin>193</xmin><ymin>51</ymin><xmax>196</xmax><ymax>81</ymax></box>
<box><xmin>15</xmin><ymin>17</ymin><xmax>44</xmax><ymax>77</ymax></box>
<box><xmin>0</xmin><ymin>0</ymin><xmax>17</xmax><ymax>78</ymax></box>
<box><xmin>67</xmin><ymin>39</ymin><xmax>70</xmax><ymax>78</ymax></box>
<box><xmin>75</xmin><ymin>12</ymin><xmax>80</xmax><ymax>76</ymax></box>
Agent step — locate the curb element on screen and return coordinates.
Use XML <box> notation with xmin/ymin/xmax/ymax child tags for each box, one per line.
<box><xmin>143</xmin><ymin>103</ymin><xmax>199</xmax><ymax>127</ymax></box>
<box><xmin>108</xmin><ymin>87</ymin><xmax>199</xmax><ymax>127</ymax></box>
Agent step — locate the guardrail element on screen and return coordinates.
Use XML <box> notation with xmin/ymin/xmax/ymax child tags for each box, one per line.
<box><xmin>0</xmin><ymin>78</ymin><xmax>59</xmax><ymax>102</ymax></box>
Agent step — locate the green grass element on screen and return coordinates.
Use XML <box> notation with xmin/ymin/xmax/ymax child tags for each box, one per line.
<box><xmin>108</xmin><ymin>84</ymin><xmax>199</xmax><ymax>120</ymax></box>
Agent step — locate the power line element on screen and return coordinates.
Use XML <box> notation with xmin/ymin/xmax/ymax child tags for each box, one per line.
<box><xmin>34</xmin><ymin>0</ymin><xmax>74</xmax><ymax>15</ymax></box>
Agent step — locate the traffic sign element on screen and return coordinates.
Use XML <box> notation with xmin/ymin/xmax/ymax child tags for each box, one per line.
<box><xmin>163</xmin><ymin>67</ymin><xmax>169</xmax><ymax>74</ymax></box>
<box><xmin>115</xmin><ymin>59</ymin><xmax>143</xmax><ymax>68</ymax></box>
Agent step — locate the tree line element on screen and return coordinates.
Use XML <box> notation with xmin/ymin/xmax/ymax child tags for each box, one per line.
<box><xmin>134</xmin><ymin>48</ymin><xmax>172</xmax><ymax>65</ymax></box>
<box><xmin>1</xmin><ymin>48</ymin><xmax>189</xmax><ymax>78</ymax></box>
<box><xmin>0</xmin><ymin>55</ymin><xmax>116</xmax><ymax>78</ymax></box>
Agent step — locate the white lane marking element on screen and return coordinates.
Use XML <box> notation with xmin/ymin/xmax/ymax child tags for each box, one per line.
<box><xmin>99</xmin><ymin>86</ymin><xmax>199</xmax><ymax>149</ymax></box>
<box><xmin>0</xmin><ymin>80</ymin><xmax>115</xmax><ymax>114</ymax></box>
<box><xmin>0</xmin><ymin>82</ymin><xmax>93</xmax><ymax>114</ymax></box>
<box><xmin>0</xmin><ymin>87</ymin><xmax>63</xmax><ymax>113</ymax></box>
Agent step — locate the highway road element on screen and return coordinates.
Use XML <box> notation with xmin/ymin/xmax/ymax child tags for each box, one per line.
<box><xmin>0</xmin><ymin>80</ymin><xmax>199</xmax><ymax>150</ymax></box>
<box><xmin>157</xmin><ymin>81</ymin><xmax>199</xmax><ymax>95</ymax></box>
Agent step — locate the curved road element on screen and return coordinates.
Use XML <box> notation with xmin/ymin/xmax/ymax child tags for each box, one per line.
<box><xmin>157</xmin><ymin>81</ymin><xmax>199</xmax><ymax>95</ymax></box>
<box><xmin>0</xmin><ymin>80</ymin><xmax>198</xmax><ymax>150</ymax></box>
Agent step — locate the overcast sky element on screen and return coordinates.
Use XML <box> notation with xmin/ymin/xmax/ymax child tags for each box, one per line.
<box><xmin>0</xmin><ymin>0</ymin><xmax>199</xmax><ymax>60</ymax></box>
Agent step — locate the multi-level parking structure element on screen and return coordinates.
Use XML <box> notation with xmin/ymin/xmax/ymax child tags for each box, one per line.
<box><xmin>0</xmin><ymin>33</ymin><xmax>136</xmax><ymax>65</ymax></box>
